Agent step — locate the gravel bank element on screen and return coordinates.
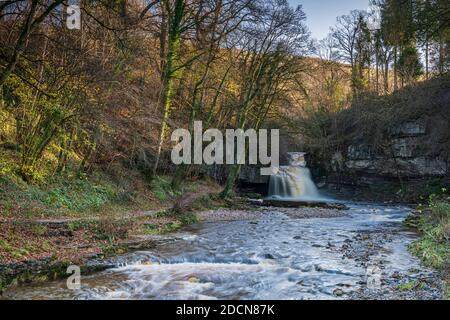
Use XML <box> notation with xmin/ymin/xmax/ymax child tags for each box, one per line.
<box><xmin>196</xmin><ymin>206</ymin><xmax>347</xmax><ymax>223</ymax></box>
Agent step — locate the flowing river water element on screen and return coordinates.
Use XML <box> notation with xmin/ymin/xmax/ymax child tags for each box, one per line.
<box><xmin>3</xmin><ymin>202</ymin><xmax>443</xmax><ymax>300</ymax></box>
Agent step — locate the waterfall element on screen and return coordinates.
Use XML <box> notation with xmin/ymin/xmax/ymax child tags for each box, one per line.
<box><xmin>267</xmin><ymin>152</ymin><xmax>322</xmax><ymax>201</ymax></box>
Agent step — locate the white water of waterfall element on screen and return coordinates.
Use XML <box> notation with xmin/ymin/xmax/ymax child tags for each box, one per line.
<box><xmin>267</xmin><ymin>153</ymin><xmax>323</xmax><ymax>201</ymax></box>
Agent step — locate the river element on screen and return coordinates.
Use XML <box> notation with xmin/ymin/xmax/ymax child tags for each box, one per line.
<box><xmin>3</xmin><ymin>202</ymin><xmax>443</xmax><ymax>300</ymax></box>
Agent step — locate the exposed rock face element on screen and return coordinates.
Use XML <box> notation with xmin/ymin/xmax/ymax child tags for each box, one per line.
<box><xmin>238</xmin><ymin>166</ymin><xmax>270</xmax><ymax>195</ymax></box>
<box><xmin>345</xmin><ymin>157</ymin><xmax>447</xmax><ymax>177</ymax></box>
<box><xmin>287</xmin><ymin>152</ymin><xmax>307</xmax><ymax>167</ymax></box>
<box><xmin>239</xmin><ymin>166</ymin><xmax>270</xmax><ymax>184</ymax></box>
<box><xmin>390</xmin><ymin>122</ymin><xmax>426</xmax><ymax>137</ymax></box>
<box><xmin>332</xmin><ymin>120</ymin><xmax>448</xmax><ymax>178</ymax></box>
<box><xmin>348</xmin><ymin>144</ymin><xmax>373</xmax><ymax>160</ymax></box>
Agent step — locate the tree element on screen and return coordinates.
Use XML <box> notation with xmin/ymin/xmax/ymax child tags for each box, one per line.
<box><xmin>220</xmin><ymin>0</ymin><xmax>311</xmax><ymax>198</ymax></box>
<box><xmin>398</xmin><ymin>43</ymin><xmax>423</xmax><ymax>84</ymax></box>
<box><xmin>379</xmin><ymin>0</ymin><xmax>415</xmax><ymax>89</ymax></box>
<box><xmin>152</xmin><ymin>0</ymin><xmax>187</xmax><ymax>176</ymax></box>
<box><xmin>0</xmin><ymin>0</ymin><xmax>64</xmax><ymax>88</ymax></box>
<box><xmin>331</xmin><ymin>10</ymin><xmax>369</xmax><ymax>95</ymax></box>
<box><xmin>170</xmin><ymin>0</ymin><xmax>253</xmax><ymax>187</ymax></box>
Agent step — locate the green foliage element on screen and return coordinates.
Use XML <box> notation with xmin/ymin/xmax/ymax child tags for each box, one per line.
<box><xmin>2</xmin><ymin>74</ymin><xmax>77</xmax><ymax>181</ymax></box>
<box><xmin>429</xmin><ymin>194</ymin><xmax>450</xmax><ymax>222</ymax></box>
<box><xmin>179</xmin><ymin>213</ymin><xmax>199</xmax><ymax>225</ymax></box>
<box><xmin>0</xmin><ymin>167</ymin><xmax>135</xmax><ymax>217</ymax></box>
<box><xmin>193</xmin><ymin>194</ymin><xmax>213</xmax><ymax>209</ymax></box>
<box><xmin>381</xmin><ymin>0</ymin><xmax>415</xmax><ymax>46</ymax></box>
<box><xmin>143</xmin><ymin>221</ymin><xmax>182</xmax><ymax>235</ymax></box>
<box><xmin>0</xmin><ymin>240</ymin><xmax>12</xmax><ymax>251</ymax></box>
<box><xmin>150</xmin><ymin>175</ymin><xmax>182</xmax><ymax>201</ymax></box>
<box><xmin>397</xmin><ymin>44</ymin><xmax>423</xmax><ymax>81</ymax></box>
<box><xmin>419</xmin><ymin>179</ymin><xmax>450</xmax><ymax>200</ymax></box>
<box><xmin>67</xmin><ymin>217</ymin><xmax>134</xmax><ymax>242</ymax></box>
<box><xmin>408</xmin><ymin>195</ymin><xmax>450</xmax><ymax>270</ymax></box>
<box><xmin>185</xmin><ymin>194</ymin><xmax>223</xmax><ymax>212</ymax></box>
<box><xmin>142</xmin><ymin>212</ymin><xmax>197</xmax><ymax>235</ymax></box>
<box><xmin>94</xmin><ymin>218</ymin><xmax>134</xmax><ymax>241</ymax></box>
<box><xmin>409</xmin><ymin>237</ymin><xmax>449</xmax><ymax>269</ymax></box>
<box><xmin>397</xmin><ymin>281</ymin><xmax>426</xmax><ymax>292</ymax></box>
<box><xmin>407</xmin><ymin>191</ymin><xmax>449</xmax><ymax>302</ymax></box>
<box><xmin>31</xmin><ymin>225</ymin><xmax>48</xmax><ymax>236</ymax></box>
<box><xmin>31</xmin><ymin>179</ymin><xmax>120</xmax><ymax>212</ymax></box>
<box><xmin>67</xmin><ymin>219</ymin><xmax>98</xmax><ymax>232</ymax></box>
<box><xmin>0</xmin><ymin>239</ymin><xmax>30</xmax><ymax>259</ymax></box>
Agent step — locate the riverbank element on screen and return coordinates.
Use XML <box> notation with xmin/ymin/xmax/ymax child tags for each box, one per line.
<box><xmin>0</xmin><ymin>166</ymin><xmax>227</xmax><ymax>293</ymax></box>
<box><xmin>196</xmin><ymin>206</ymin><xmax>347</xmax><ymax>223</ymax></box>
<box><xmin>0</xmin><ymin>194</ymin><xmax>349</xmax><ymax>295</ymax></box>
<box><xmin>405</xmin><ymin>195</ymin><xmax>450</xmax><ymax>299</ymax></box>
<box><xmin>2</xmin><ymin>202</ymin><xmax>444</xmax><ymax>300</ymax></box>
<box><xmin>1</xmin><ymin>155</ymin><xmax>447</xmax><ymax>299</ymax></box>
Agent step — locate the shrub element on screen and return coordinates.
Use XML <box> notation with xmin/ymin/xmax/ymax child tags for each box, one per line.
<box><xmin>409</xmin><ymin>195</ymin><xmax>450</xmax><ymax>270</ymax></box>
<box><xmin>150</xmin><ymin>176</ymin><xmax>182</xmax><ymax>201</ymax></box>
<box><xmin>95</xmin><ymin>217</ymin><xmax>135</xmax><ymax>242</ymax></box>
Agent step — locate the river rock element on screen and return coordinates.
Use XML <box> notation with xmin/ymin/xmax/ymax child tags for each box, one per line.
<box><xmin>333</xmin><ymin>289</ymin><xmax>344</xmax><ymax>297</ymax></box>
<box><xmin>188</xmin><ymin>277</ymin><xmax>200</xmax><ymax>283</ymax></box>
<box><xmin>262</xmin><ymin>200</ymin><xmax>348</xmax><ymax>210</ymax></box>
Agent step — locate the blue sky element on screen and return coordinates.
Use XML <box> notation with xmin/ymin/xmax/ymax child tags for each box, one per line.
<box><xmin>289</xmin><ymin>0</ymin><xmax>371</xmax><ymax>40</ymax></box>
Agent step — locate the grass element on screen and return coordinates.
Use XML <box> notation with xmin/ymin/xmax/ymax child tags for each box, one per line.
<box><xmin>0</xmin><ymin>238</ymin><xmax>34</xmax><ymax>260</ymax></box>
<box><xmin>0</xmin><ymin>144</ymin><xmax>218</xmax><ymax>219</ymax></box>
<box><xmin>397</xmin><ymin>281</ymin><xmax>426</xmax><ymax>292</ymax></box>
<box><xmin>0</xmin><ymin>146</ymin><xmax>223</xmax><ymax>273</ymax></box>
<box><xmin>149</xmin><ymin>175</ymin><xmax>203</xmax><ymax>202</ymax></box>
<box><xmin>408</xmin><ymin>196</ymin><xmax>450</xmax><ymax>269</ymax></box>
<box><xmin>143</xmin><ymin>222</ymin><xmax>182</xmax><ymax>235</ymax></box>
<box><xmin>0</xmin><ymin>147</ymin><xmax>155</xmax><ymax>218</ymax></box>
<box><xmin>150</xmin><ymin>176</ymin><xmax>174</xmax><ymax>201</ymax></box>
<box><xmin>0</xmin><ymin>172</ymin><xmax>136</xmax><ymax>218</ymax></box>
<box><xmin>0</xmin><ymin>166</ymin><xmax>218</xmax><ymax>264</ymax></box>
<box><xmin>142</xmin><ymin>211</ymin><xmax>199</xmax><ymax>235</ymax></box>
<box><xmin>407</xmin><ymin>192</ymin><xmax>450</xmax><ymax>299</ymax></box>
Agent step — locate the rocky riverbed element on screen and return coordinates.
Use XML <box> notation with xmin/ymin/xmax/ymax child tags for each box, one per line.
<box><xmin>2</xmin><ymin>203</ymin><xmax>444</xmax><ymax>300</ymax></box>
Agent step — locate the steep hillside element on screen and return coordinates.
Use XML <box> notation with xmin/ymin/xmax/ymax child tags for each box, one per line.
<box><xmin>294</xmin><ymin>75</ymin><xmax>450</xmax><ymax>201</ymax></box>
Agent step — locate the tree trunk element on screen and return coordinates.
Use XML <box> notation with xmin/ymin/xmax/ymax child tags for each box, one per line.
<box><xmin>425</xmin><ymin>34</ymin><xmax>429</xmax><ymax>79</ymax></box>
<box><xmin>393</xmin><ymin>46</ymin><xmax>398</xmax><ymax>91</ymax></box>
<box><xmin>220</xmin><ymin>164</ymin><xmax>241</xmax><ymax>198</ymax></box>
<box><xmin>153</xmin><ymin>0</ymin><xmax>185</xmax><ymax>176</ymax></box>
<box><xmin>439</xmin><ymin>37</ymin><xmax>444</xmax><ymax>75</ymax></box>
<box><xmin>375</xmin><ymin>44</ymin><xmax>379</xmax><ymax>94</ymax></box>
<box><xmin>384</xmin><ymin>57</ymin><xmax>389</xmax><ymax>94</ymax></box>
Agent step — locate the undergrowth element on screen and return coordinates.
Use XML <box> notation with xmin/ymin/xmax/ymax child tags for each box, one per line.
<box><xmin>407</xmin><ymin>191</ymin><xmax>450</xmax><ymax>299</ymax></box>
<box><xmin>0</xmin><ymin>173</ymin><xmax>135</xmax><ymax>218</ymax></box>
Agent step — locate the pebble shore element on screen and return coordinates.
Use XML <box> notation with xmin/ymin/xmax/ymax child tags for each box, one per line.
<box><xmin>196</xmin><ymin>206</ymin><xmax>347</xmax><ymax>223</ymax></box>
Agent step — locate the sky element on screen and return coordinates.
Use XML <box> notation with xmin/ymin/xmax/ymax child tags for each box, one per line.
<box><xmin>289</xmin><ymin>0</ymin><xmax>371</xmax><ymax>40</ymax></box>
